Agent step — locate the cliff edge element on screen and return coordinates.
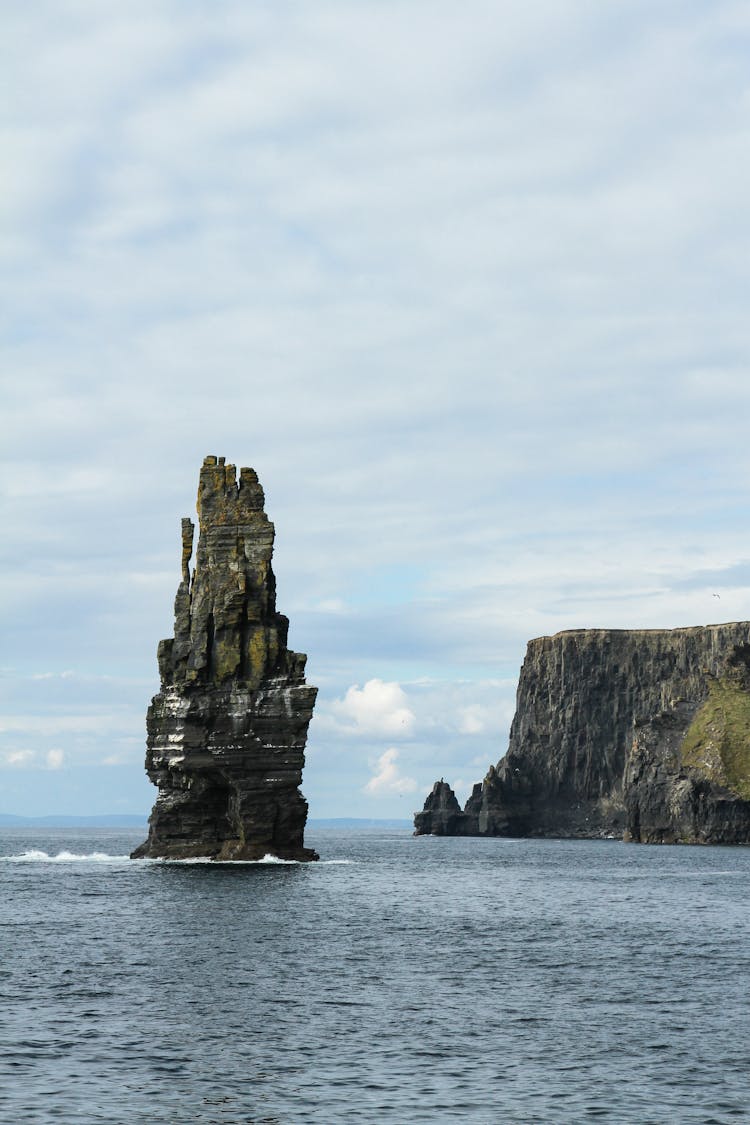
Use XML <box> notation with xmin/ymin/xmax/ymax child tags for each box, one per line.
<box><xmin>132</xmin><ymin>456</ymin><xmax>318</xmax><ymax>861</ymax></box>
<box><xmin>415</xmin><ymin>624</ymin><xmax>750</xmax><ymax>844</ymax></box>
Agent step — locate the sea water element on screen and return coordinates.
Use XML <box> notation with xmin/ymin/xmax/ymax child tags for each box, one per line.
<box><xmin>1</xmin><ymin>827</ymin><xmax>748</xmax><ymax>1123</ymax></box>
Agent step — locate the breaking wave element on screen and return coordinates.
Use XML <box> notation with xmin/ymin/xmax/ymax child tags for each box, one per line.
<box><xmin>165</xmin><ymin>855</ymin><xmax>356</xmax><ymax>866</ymax></box>
<box><xmin>167</xmin><ymin>854</ymin><xmax>301</xmax><ymax>865</ymax></box>
<box><xmin>1</xmin><ymin>850</ymin><xmax>131</xmax><ymax>864</ymax></box>
<box><xmin>1</xmin><ymin>851</ymin><xmax>356</xmax><ymax>866</ymax></box>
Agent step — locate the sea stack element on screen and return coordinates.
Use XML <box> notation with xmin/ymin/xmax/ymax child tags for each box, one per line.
<box><xmin>131</xmin><ymin>456</ymin><xmax>318</xmax><ymax>861</ymax></box>
<box><xmin>415</xmin><ymin>625</ymin><xmax>750</xmax><ymax>844</ymax></box>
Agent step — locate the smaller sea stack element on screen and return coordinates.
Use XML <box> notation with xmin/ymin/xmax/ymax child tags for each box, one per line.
<box><xmin>132</xmin><ymin>456</ymin><xmax>318</xmax><ymax>861</ymax></box>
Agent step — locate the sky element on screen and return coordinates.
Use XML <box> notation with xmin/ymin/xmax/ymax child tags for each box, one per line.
<box><xmin>3</xmin><ymin>1</ymin><xmax>750</xmax><ymax>819</ymax></box>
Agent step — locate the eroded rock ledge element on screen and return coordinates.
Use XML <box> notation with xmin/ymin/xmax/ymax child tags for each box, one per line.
<box><xmin>132</xmin><ymin>456</ymin><xmax>318</xmax><ymax>861</ymax></box>
<box><xmin>415</xmin><ymin>624</ymin><xmax>750</xmax><ymax>845</ymax></box>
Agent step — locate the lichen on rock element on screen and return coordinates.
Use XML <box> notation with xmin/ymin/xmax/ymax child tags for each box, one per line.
<box><xmin>131</xmin><ymin>456</ymin><xmax>318</xmax><ymax>862</ymax></box>
<box><xmin>678</xmin><ymin>646</ymin><xmax>750</xmax><ymax>800</ymax></box>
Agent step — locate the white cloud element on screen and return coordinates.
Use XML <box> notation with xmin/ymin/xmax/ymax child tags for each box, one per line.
<box><xmin>458</xmin><ymin>706</ymin><xmax>490</xmax><ymax>735</ymax></box>
<box><xmin>329</xmin><ymin>679</ymin><xmax>415</xmax><ymax>736</ymax></box>
<box><xmin>3</xmin><ymin>750</ymin><xmax>35</xmax><ymax>767</ymax></box>
<box><xmin>451</xmin><ymin>778</ymin><xmax>474</xmax><ymax>805</ymax></box>
<box><xmin>402</xmin><ymin>680</ymin><xmax>516</xmax><ymax>744</ymax></box>
<box><xmin>1</xmin><ymin>748</ymin><xmax>65</xmax><ymax>771</ymax></box>
<box><xmin>363</xmin><ymin>749</ymin><xmax>418</xmax><ymax>796</ymax></box>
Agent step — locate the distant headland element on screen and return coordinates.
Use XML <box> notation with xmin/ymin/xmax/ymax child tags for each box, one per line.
<box><xmin>416</xmin><ymin>625</ymin><xmax>750</xmax><ymax>844</ymax></box>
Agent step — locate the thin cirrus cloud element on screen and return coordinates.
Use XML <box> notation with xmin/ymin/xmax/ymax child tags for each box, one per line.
<box><xmin>3</xmin><ymin>2</ymin><xmax>750</xmax><ymax>816</ymax></box>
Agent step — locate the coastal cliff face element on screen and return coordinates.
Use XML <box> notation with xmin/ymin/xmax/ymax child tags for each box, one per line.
<box><xmin>416</xmin><ymin>624</ymin><xmax>750</xmax><ymax>844</ymax></box>
<box><xmin>624</xmin><ymin>644</ymin><xmax>750</xmax><ymax>843</ymax></box>
<box><xmin>131</xmin><ymin>456</ymin><xmax>318</xmax><ymax>861</ymax></box>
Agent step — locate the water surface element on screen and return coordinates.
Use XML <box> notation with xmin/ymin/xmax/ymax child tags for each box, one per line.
<box><xmin>1</xmin><ymin>827</ymin><xmax>748</xmax><ymax>1123</ymax></box>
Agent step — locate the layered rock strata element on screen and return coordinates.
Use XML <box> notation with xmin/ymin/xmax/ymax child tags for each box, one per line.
<box><xmin>415</xmin><ymin>624</ymin><xmax>750</xmax><ymax>844</ymax></box>
<box><xmin>132</xmin><ymin>456</ymin><xmax>318</xmax><ymax>861</ymax></box>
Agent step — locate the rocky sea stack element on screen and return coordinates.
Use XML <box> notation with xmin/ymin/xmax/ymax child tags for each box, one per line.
<box><xmin>415</xmin><ymin>624</ymin><xmax>750</xmax><ymax>845</ymax></box>
<box><xmin>131</xmin><ymin>456</ymin><xmax>318</xmax><ymax>862</ymax></box>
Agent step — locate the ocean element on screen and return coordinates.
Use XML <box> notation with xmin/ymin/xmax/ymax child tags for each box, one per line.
<box><xmin>1</xmin><ymin>826</ymin><xmax>748</xmax><ymax>1124</ymax></box>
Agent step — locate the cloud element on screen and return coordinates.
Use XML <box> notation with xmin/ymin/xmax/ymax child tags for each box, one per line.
<box><xmin>363</xmin><ymin>749</ymin><xmax>418</xmax><ymax>796</ymax></box>
<box><xmin>4</xmin><ymin>2</ymin><xmax>750</xmax><ymax>818</ymax></box>
<box><xmin>458</xmin><ymin>706</ymin><xmax>491</xmax><ymax>735</ymax></box>
<box><xmin>2</xmin><ymin>748</ymin><xmax>65</xmax><ymax>770</ymax></box>
<box><xmin>404</xmin><ymin>679</ymin><xmax>516</xmax><ymax>744</ymax></box>
<box><xmin>451</xmin><ymin>778</ymin><xmax>474</xmax><ymax>804</ymax></box>
<box><xmin>328</xmin><ymin>679</ymin><xmax>415</xmax><ymax>736</ymax></box>
<box><xmin>3</xmin><ymin>750</ymin><xmax>35</xmax><ymax>768</ymax></box>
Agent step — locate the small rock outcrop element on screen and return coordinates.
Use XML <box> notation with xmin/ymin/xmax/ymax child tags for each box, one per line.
<box><xmin>132</xmin><ymin>456</ymin><xmax>318</xmax><ymax>861</ymax></box>
<box><xmin>413</xmin><ymin>780</ymin><xmax>471</xmax><ymax>836</ymax></box>
<box><xmin>415</xmin><ymin>624</ymin><xmax>750</xmax><ymax>844</ymax></box>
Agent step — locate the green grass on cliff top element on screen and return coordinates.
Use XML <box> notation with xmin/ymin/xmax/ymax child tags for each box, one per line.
<box><xmin>680</xmin><ymin>679</ymin><xmax>750</xmax><ymax>799</ymax></box>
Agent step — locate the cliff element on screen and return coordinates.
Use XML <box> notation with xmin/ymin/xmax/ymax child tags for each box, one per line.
<box><xmin>131</xmin><ymin>456</ymin><xmax>318</xmax><ymax>861</ymax></box>
<box><xmin>624</xmin><ymin>643</ymin><xmax>750</xmax><ymax>843</ymax></box>
<box><xmin>415</xmin><ymin>624</ymin><xmax>750</xmax><ymax>844</ymax></box>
